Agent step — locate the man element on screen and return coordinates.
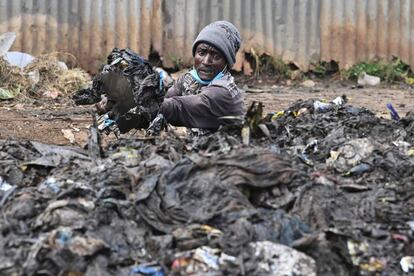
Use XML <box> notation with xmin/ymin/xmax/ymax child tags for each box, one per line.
<box><xmin>157</xmin><ymin>20</ymin><xmax>245</xmax><ymax>133</ymax></box>
<box><xmin>93</xmin><ymin>21</ymin><xmax>245</xmax><ymax>135</ymax></box>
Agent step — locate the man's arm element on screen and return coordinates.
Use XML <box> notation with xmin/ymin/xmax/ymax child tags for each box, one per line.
<box><xmin>165</xmin><ymin>83</ymin><xmax>181</xmax><ymax>98</ymax></box>
<box><xmin>159</xmin><ymin>86</ymin><xmax>244</xmax><ymax>129</ymax></box>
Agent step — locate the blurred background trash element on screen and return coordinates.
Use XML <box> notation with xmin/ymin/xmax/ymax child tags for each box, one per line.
<box><xmin>0</xmin><ymin>32</ymin><xmax>16</xmax><ymax>57</ymax></box>
<box><xmin>358</xmin><ymin>72</ymin><xmax>381</xmax><ymax>86</ymax></box>
<box><xmin>386</xmin><ymin>103</ymin><xmax>401</xmax><ymax>121</ymax></box>
<box><xmin>400</xmin><ymin>256</ymin><xmax>414</xmax><ymax>273</ymax></box>
<box><xmin>4</xmin><ymin>51</ymin><xmax>34</xmax><ymax>68</ymax></box>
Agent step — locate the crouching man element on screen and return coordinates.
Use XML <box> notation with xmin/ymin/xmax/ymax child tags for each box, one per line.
<box><xmin>156</xmin><ymin>20</ymin><xmax>245</xmax><ymax>135</ymax></box>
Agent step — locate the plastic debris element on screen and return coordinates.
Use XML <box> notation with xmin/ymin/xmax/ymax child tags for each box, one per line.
<box><xmin>38</xmin><ymin>177</ymin><xmax>61</xmax><ymax>194</ymax></box>
<box><xmin>344</xmin><ymin>163</ymin><xmax>372</xmax><ymax>176</ymax></box>
<box><xmin>313</xmin><ymin>96</ymin><xmax>346</xmax><ymax>113</ymax></box>
<box><xmin>243</xmin><ymin>241</ymin><xmax>316</xmax><ymax>275</ymax></box>
<box><xmin>400</xmin><ymin>256</ymin><xmax>414</xmax><ymax>273</ymax></box>
<box><xmin>132</xmin><ymin>263</ymin><xmax>164</xmax><ymax>276</ymax></box>
<box><xmin>313</xmin><ymin>100</ymin><xmax>332</xmax><ymax>113</ymax></box>
<box><xmin>332</xmin><ymin>95</ymin><xmax>346</xmax><ymax>106</ymax></box>
<box><xmin>193</xmin><ymin>247</ymin><xmax>220</xmax><ymax>270</ymax></box>
<box><xmin>407</xmin><ymin>221</ymin><xmax>414</xmax><ymax>231</ymax></box>
<box><xmin>73</xmin><ymin>48</ymin><xmax>164</xmax><ymax>134</ymax></box>
<box><xmin>326</xmin><ymin>138</ymin><xmax>376</xmax><ymax>173</ymax></box>
<box><xmin>347</xmin><ymin>240</ymin><xmax>370</xmax><ymax>266</ymax></box>
<box><xmin>1</xmin><ymin>96</ymin><xmax>414</xmax><ymax>275</ymax></box>
<box><xmin>0</xmin><ymin>32</ymin><xmax>16</xmax><ymax>56</ymax></box>
<box><xmin>4</xmin><ymin>51</ymin><xmax>34</xmax><ymax>68</ymax></box>
<box><xmin>0</xmin><ymin>176</ymin><xmax>13</xmax><ymax>192</ymax></box>
<box><xmin>271</xmin><ymin>110</ymin><xmax>285</xmax><ymax>121</ymax></box>
<box><xmin>27</xmin><ymin>69</ymin><xmax>40</xmax><ymax>85</ymax></box>
<box><xmin>298</xmin><ymin>153</ymin><xmax>314</xmax><ymax>166</ymax></box>
<box><xmin>359</xmin><ymin>257</ymin><xmax>386</xmax><ymax>272</ymax></box>
<box><xmin>386</xmin><ymin>103</ymin><xmax>401</xmax><ymax>121</ymax></box>
<box><xmin>358</xmin><ymin>72</ymin><xmax>381</xmax><ymax>86</ymax></box>
<box><xmin>171</xmin><ymin>246</ymin><xmax>233</xmax><ymax>274</ymax></box>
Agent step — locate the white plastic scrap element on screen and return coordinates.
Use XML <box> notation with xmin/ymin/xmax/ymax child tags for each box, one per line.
<box><xmin>400</xmin><ymin>256</ymin><xmax>414</xmax><ymax>273</ymax></box>
<box><xmin>4</xmin><ymin>51</ymin><xmax>34</xmax><ymax>68</ymax></box>
<box><xmin>193</xmin><ymin>247</ymin><xmax>220</xmax><ymax>270</ymax></box>
<box><xmin>249</xmin><ymin>241</ymin><xmax>316</xmax><ymax>275</ymax></box>
<box><xmin>332</xmin><ymin>95</ymin><xmax>346</xmax><ymax>106</ymax></box>
<box><xmin>27</xmin><ymin>70</ymin><xmax>40</xmax><ymax>85</ymax></box>
<box><xmin>347</xmin><ymin>240</ymin><xmax>369</xmax><ymax>266</ymax></box>
<box><xmin>0</xmin><ymin>32</ymin><xmax>16</xmax><ymax>56</ymax></box>
<box><xmin>0</xmin><ymin>176</ymin><xmax>13</xmax><ymax>192</ymax></box>
<box><xmin>358</xmin><ymin>72</ymin><xmax>381</xmax><ymax>86</ymax></box>
<box><xmin>38</xmin><ymin>177</ymin><xmax>61</xmax><ymax>194</ymax></box>
<box><xmin>313</xmin><ymin>101</ymin><xmax>332</xmax><ymax>112</ymax></box>
<box><xmin>407</xmin><ymin>221</ymin><xmax>414</xmax><ymax>231</ymax></box>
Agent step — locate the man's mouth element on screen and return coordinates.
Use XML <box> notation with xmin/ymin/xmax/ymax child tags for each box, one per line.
<box><xmin>198</xmin><ymin>69</ymin><xmax>214</xmax><ymax>78</ymax></box>
<box><xmin>199</xmin><ymin>69</ymin><xmax>212</xmax><ymax>74</ymax></box>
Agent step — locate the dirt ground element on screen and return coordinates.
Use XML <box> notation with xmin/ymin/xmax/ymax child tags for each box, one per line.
<box><xmin>1</xmin><ymin>78</ymin><xmax>413</xmax><ymax>146</ymax></box>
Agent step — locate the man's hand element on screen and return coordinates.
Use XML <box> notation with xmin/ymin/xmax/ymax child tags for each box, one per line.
<box><xmin>116</xmin><ymin>109</ymin><xmax>150</xmax><ymax>134</ymax></box>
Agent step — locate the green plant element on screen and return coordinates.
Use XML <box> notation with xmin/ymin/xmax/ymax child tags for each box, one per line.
<box><xmin>384</xmin><ymin>57</ymin><xmax>410</xmax><ymax>81</ymax></box>
<box><xmin>312</xmin><ymin>63</ymin><xmax>327</xmax><ymax>76</ymax></box>
<box><xmin>345</xmin><ymin>57</ymin><xmax>411</xmax><ymax>82</ymax></box>
<box><xmin>345</xmin><ymin>61</ymin><xmax>382</xmax><ymax>80</ymax></box>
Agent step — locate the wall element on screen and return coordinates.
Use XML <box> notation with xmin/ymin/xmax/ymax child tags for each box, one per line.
<box><xmin>0</xmin><ymin>0</ymin><xmax>412</xmax><ymax>73</ymax></box>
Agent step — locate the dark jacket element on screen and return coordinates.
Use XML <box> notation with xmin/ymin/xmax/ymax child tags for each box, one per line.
<box><xmin>159</xmin><ymin>71</ymin><xmax>245</xmax><ymax>129</ymax></box>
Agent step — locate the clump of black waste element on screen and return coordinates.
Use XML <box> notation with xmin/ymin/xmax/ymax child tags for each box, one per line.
<box><xmin>1</xmin><ymin>99</ymin><xmax>414</xmax><ymax>275</ymax></box>
<box><xmin>73</xmin><ymin>48</ymin><xmax>164</xmax><ymax>128</ymax></box>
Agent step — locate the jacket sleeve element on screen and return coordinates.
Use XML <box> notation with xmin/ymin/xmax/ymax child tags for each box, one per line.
<box><xmin>165</xmin><ymin>75</ymin><xmax>185</xmax><ymax>98</ymax></box>
<box><xmin>159</xmin><ymin>86</ymin><xmax>241</xmax><ymax>129</ymax></box>
<box><xmin>165</xmin><ymin>83</ymin><xmax>182</xmax><ymax>98</ymax></box>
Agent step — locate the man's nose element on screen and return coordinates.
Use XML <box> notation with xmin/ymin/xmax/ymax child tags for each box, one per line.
<box><xmin>202</xmin><ymin>53</ymin><xmax>213</xmax><ymax>65</ymax></box>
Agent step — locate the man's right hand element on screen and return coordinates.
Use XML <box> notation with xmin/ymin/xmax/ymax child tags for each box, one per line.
<box><xmin>116</xmin><ymin>110</ymin><xmax>149</xmax><ymax>134</ymax></box>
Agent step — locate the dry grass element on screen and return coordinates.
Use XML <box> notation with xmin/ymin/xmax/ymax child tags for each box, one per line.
<box><xmin>0</xmin><ymin>57</ymin><xmax>30</xmax><ymax>98</ymax></box>
<box><xmin>24</xmin><ymin>53</ymin><xmax>91</xmax><ymax>96</ymax></box>
<box><xmin>0</xmin><ymin>52</ymin><xmax>91</xmax><ymax>100</ymax></box>
<box><xmin>56</xmin><ymin>67</ymin><xmax>91</xmax><ymax>95</ymax></box>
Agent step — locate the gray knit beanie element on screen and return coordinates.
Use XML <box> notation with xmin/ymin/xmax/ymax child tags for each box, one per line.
<box><xmin>192</xmin><ymin>21</ymin><xmax>241</xmax><ymax>68</ymax></box>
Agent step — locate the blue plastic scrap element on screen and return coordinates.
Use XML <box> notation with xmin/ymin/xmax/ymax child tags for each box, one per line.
<box><xmin>159</xmin><ymin>70</ymin><xmax>164</xmax><ymax>91</ymax></box>
<box><xmin>131</xmin><ymin>264</ymin><xmax>164</xmax><ymax>276</ymax></box>
<box><xmin>55</xmin><ymin>229</ymin><xmax>72</xmax><ymax>246</ymax></box>
<box><xmin>386</xmin><ymin>103</ymin><xmax>400</xmax><ymax>121</ymax></box>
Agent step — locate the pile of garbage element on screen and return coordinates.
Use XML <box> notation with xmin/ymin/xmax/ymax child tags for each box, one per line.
<box><xmin>0</xmin><ymin>32</ymin><xmax>91</xmax><ymax>100</ymax></box>
<box><xmin>1</xmin><ymin>95</ymin><xmax>413</xmax><ymax>275</ymax></box>
<box><xmin>73</xmin><ymin>48</ymin><xmax>165</xmax><ymax>134</ymax></box>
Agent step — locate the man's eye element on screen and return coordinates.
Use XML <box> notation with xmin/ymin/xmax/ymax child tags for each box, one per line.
<box><xmin>214</xmin><ymin>54</ymin><xmax>222</xmax><ymax>60</ymax></box>
<box><xmin>197</xmin><ymin>50</ymin><xmax>206</xmax><ymax>55</ymax></box>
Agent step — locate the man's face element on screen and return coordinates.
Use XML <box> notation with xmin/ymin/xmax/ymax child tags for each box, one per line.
<box><xmin>194</xmin><ymin>43</ymin><xmax>227</xmax><ymax>81</ymax></box>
